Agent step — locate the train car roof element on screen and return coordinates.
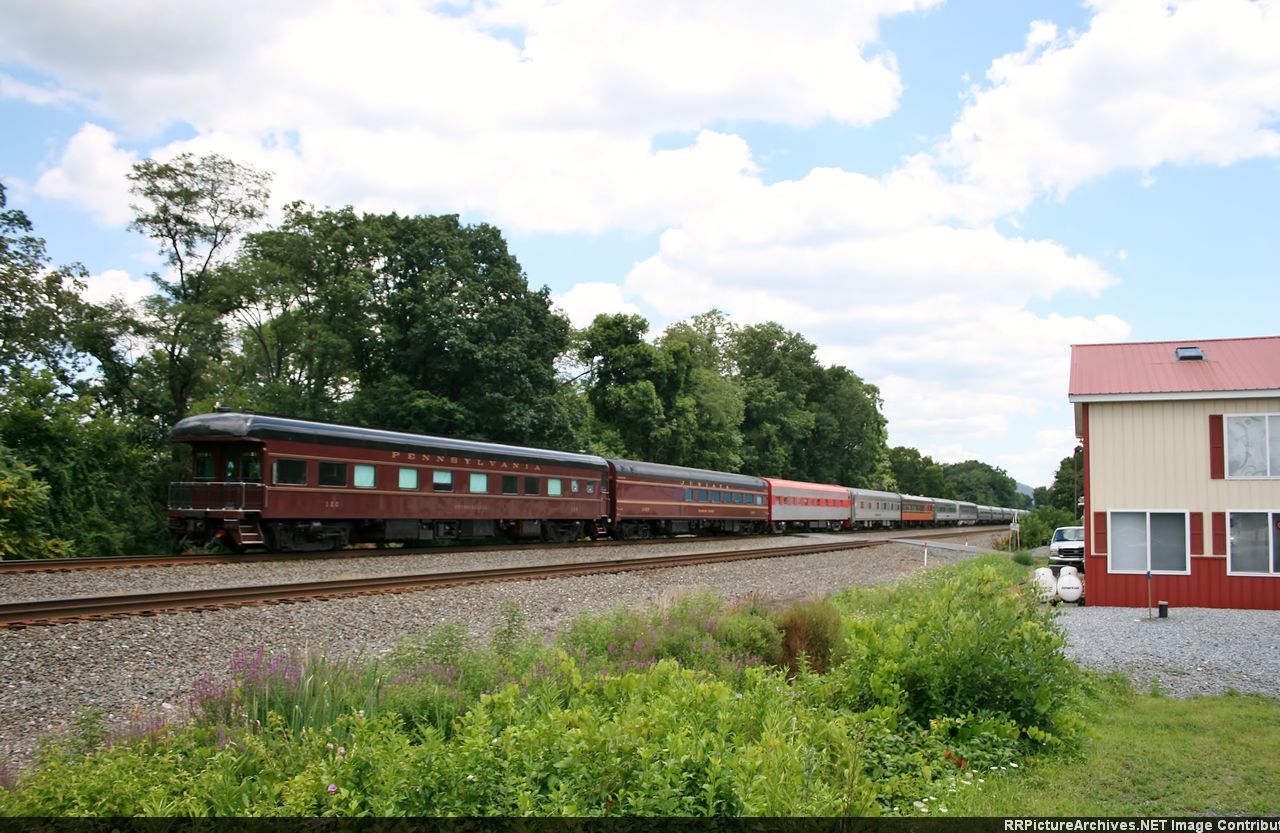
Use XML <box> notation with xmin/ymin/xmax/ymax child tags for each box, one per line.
<box><xmin>850</xmin><ymin>487</ymin><xmax>900</xmax><ymax>500</ymax></box>
<box><xmin>607</xmin><ymin>458</ymin><xmax>767</xmax><ymax>489</ymax></box>
<box><xmin>171</xmin><ymin>412</ymin><xmax>610</xmax><ymax>469</ymax></box>
<box><xmin>764</xmin><ymin>478</ymin><xmax>850</xmax><ymax>493</ymax></box>
<box><xmin>899</xmin><ymin>493</ymin><xmax>936</xmax><ymax>503</ymax></box>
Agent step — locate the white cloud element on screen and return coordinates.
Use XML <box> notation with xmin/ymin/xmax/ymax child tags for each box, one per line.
<box><xmin>33</xmin><ymin>123</ymin><xmax>136</xmax><ymax>226</ymax></box>
<box><xmin>553</xmin><ymin>282</ymin><xmax>641</xmax><ymax>328</ymax></box>
<box><xmin>79</xmin><ymin>268</ymin><xmax>154</xmax><ymax>306</ymax></box>
<box><xmin>941</xmin><ymin>0</ymin><xmax>1280</xmax><ymax>214</ymax></box>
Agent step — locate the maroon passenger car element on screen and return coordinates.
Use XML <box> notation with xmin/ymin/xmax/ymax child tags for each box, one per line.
<box><xmin>606</xmin><ymin>458</ymin><xmax>769</xmax><ymax>538</ymax></box>
<box><xmin>168</xmin><ymin>412</ymin><xmax>610</xmax><ymax>551</ymax></box>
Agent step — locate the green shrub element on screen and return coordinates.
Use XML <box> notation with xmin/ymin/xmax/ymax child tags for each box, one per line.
<box><xmin>1012</xmin><ymin>551</ymin><xmax>1034</xmax><ymax>566</ymax></box>
<box><xmin>556</xmin><ymin>590</ymin><xmax>780</xmax><ymax>679</ymax></box>
<box><xmin>830</xmin><ymin>557</ymin><xmax>1081</xmax><ymax>747</ymax></box>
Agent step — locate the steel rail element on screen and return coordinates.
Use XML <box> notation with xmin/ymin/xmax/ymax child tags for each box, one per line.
<box><xmin>0</xmin><ymin>539</ymin><xmax>879</xmax><ymax>628</ymax></box>
<box><xmin>0</xmin><ymin>525</ymin><xmax>1005</xmax><ymax>574</ymax></box>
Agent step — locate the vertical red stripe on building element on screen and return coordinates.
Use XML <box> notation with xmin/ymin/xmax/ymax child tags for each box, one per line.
<box><xmin>1190</xmin><ymin>512</ymin><xmax>1204</xmax><ymax>555</ymax></box>
<box><xmin>1211</xmin><ymin>512</ymin><xmax>1227</xmax><ymax>555</ymax></box>
<box><xmin>1093</xmin><ymin>511</ymin><xmax>1107</xmax><ymax>553</ymax></box>
<box><xmin>1209</xmin><ymin>414</ymin><xmax>1225</xmax><ymax>479</ymax></box>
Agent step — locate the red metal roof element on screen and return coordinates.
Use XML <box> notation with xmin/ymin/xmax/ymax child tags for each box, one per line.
<box><xmin>1069</xmin><ymin>336</ymin><xmax>1280</xmax><ymax>398</ymax></box>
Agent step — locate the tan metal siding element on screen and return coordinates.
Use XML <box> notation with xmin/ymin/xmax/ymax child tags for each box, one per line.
<box><xmin>1088</xmin><ymin>397</ymin><xmax>1280</xmax><ymax>516</ymax></box>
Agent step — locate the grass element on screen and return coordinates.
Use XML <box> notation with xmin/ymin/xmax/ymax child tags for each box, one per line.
<box><xmin>942</xmin><ymin>674</ymin><xmax>1280</xmax><ymax>816</ymax></box>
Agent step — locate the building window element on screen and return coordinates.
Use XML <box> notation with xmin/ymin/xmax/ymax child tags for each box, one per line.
<box><xmin>1226</xmin><ymin>415</ymin><xmax>1280</xmax><ymax>478</ymax></box>
<box><xmin>398</xmin><ymin>468</ymin><xmax>418</xmax><ymax>490</ymax></box>
<box><xmin>470</xmin><ymin>473</ymin><xmax>488</xmax><ymax>493</ymax></box>
<box><xmin>1109</xmin><ymin>511</ymin><xmax>1189</xmax><ymax>574</ymax></box>
<box><xmin>433</xmin><ymin>470</ymin><xmax>453</xmax><ymax>492</ymax></box>
<box><xmin>1227</xmin><ymin>512</ymin><xmax>1280</xmax><ymax>575</ymax></box>
<box><xmin>273</xmin><ymin>458</ymin><xmax>307</xmax><ymax>486</ymax></box>
<box><xmin>319</xmin><ymin>461</ymin><xmax>347</xmax><ymax>487</ymax></box>
<box><xmin>354</xmin><ymin>464</ymin><xmax>376</xmax><ymax>489</ymax></box>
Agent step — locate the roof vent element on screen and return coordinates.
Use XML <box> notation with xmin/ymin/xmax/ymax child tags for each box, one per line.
<box><xmin>1174</xmin><ymin>346</ymin><xmax>1205</xmax><ymax>361</ymax></box>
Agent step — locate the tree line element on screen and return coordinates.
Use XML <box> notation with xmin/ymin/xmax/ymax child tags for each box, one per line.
<box><xmin>0</xmin><ymin>154</ymin><xmax>1030</xmax><ymax>557</ymax></box>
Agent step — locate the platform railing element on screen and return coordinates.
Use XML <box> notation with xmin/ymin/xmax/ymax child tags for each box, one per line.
<box><xmin>168</xmin><ymin>482</ymin><xmax>265</xmax><ymax>511</ymax></box>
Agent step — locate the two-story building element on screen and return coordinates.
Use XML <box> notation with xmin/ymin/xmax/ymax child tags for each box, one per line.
<box><xmin>1068</xmin><ymin>336</ymin><xmax>1280</xmax><ymax>610</ymax></box>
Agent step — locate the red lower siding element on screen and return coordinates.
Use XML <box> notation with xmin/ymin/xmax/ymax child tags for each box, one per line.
<box><xmin>1085</xmin><ymin>555</ymin><xmax>1280</xmax><ymax>610</ymax></box>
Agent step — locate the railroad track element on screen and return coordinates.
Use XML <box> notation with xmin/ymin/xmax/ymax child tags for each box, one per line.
<box><xmin>0</xmin><ymin>526</ymin><xmax>1004</xmax><ymax>574</ymax></box>
<box><xmin>0</xmin><ymin>539</ymin><xmax>887</xmax><ymax>628</ymax></box>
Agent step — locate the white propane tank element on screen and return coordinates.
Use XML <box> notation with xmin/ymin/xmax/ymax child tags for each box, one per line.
<box><xmin>1033</xmin><ymin>567</ymin><xmax>1057</xmax><ymax>600</ymax></box>
<box><xmin>1060</xmin><ymin>565</ymin><xmax>1078</xmax><ymax>577</ymax></box>
<box><xmin>1056</xmin><ymin>572</ymin><xmax>1083</xmax><ymax>603</ymax></box>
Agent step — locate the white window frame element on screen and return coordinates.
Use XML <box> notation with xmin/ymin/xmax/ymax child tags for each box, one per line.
<box><xmin>1106</xmin><ymin>509</ymin><xmax>1192</xmax><ymax>575</ymax></box>
<box><xmin>1226</xmin><ymin>509</ymin><xmax>1280</xmax><ymax>577</ymax></box>
<box><xmin>1225</xmin><ymin>413</ymin><xmax>1280</xmax><ymax>480</ymax></box>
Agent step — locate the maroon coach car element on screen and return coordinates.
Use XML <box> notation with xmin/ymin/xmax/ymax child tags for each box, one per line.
<box><xmin>606</xmin><ymin>458</ymin><xmax>769</xmax><ymax>538</ymax></box>
<box><xmin>168</xmin><ymin>411</ymin><xmax>610</xmax><ymax>551</ymax></box>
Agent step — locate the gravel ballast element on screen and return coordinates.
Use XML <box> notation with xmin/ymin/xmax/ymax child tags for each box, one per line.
<box><xmin>2</xmin><ymin>535</ymin><xmax>1278</xmax><ymax>770</ymax></box>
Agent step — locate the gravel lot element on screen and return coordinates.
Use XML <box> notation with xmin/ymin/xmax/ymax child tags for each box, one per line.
<box><xmin>2</xmin><ymin>533</ymin><xmax>1277</xmax><ymax>771</ymax></box>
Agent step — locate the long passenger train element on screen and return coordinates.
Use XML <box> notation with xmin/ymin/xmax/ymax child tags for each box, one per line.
<box><xmin>167</xmin><ymin>411</ymin><xmax>1025</xmax><ymax>552</ymax></box>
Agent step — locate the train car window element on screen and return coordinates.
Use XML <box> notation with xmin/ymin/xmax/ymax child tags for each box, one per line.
<box><xmin>194</xmin><ymin>452</ymin><xmax>215</xmax><ymax>481</ymax></box>
<box><xmin>570</xmin><ymin>480</ymin><xmax>580</xmax><ymax>493</ymax></box>
<box><xmin>433</xmin><ymin>470</ymin><xmax>453</xmax><ymax>492</ymax></box>
<box><xmin>319</xmin><ymin>461</ymin><xmax>347</xmax><ymax>487</ymax></box>
<box><xmin>547</xmin><ymin>478</ymin><xmax>562</xmax><ymax>496</ymax></box>
<box><xmin>398</xmin><ymin>468</ymin><xmax>419</xmax><ymax>490</ymax></box>
<box><xmin>684</xmin><ymin>488</ymin><xmax>693</xmax><ymax>502</ymax></box>
<box><xmin>241</xmin><ymin>453</ymin><xmax>262</xmax><ymax>483</ymax></box>
<box><xmin>756</xmin><ymin>495</ymin><xmax>764</xmax><ymax>506</ymax></box>
<box><xmin>225</xmin><ymin>459</ymin><xmax>238</xmax><ymax>481</ymax></box>
<box><xmin>586</xmin><ymin>481</ymin><xmax>595</xmax><ymax>494</ymax></box>
<box><xmin>524</xmin><ymin>477</ymin><xmax>540</xmax><ymax>495</ymax></box>
<box><xmin>273</xmin><ymin>458</ymin><xmax>308</xmax><ymax>486</ymax></box>
<box><xmin>711</xmin><ymin>492</ymin><xmax>721</xmax><ymax>503</ymax></box>
<box><xmin>354</xmin><ymin>464</ymin><xmax>376</xmax><ymax>489</ymax></box>
<box><xmin>698</xmin><ymin>490</ymin><xmax>708</xmax><ymax>502</ymax></box>
<box><xmin>501</xmin><ymin>475</ymin><xmax>518</xmax><ymax>495</ymax></box>
<box><xmin>470</xmin><ymin>473</ymin><xmax>488</xmax><ymax>493</ymax></box>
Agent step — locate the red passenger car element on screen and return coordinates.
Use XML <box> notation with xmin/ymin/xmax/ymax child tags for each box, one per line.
<box><xmin>168</xmin><ymin>412</ymin><xmax>609</xmax><ymax>551</ymax></box>
<box><xmin>607</xmin><ymin>458</ymin><xmax>769</xmax><ymax>538</ymax></box>
<box><xmin>765</xmin><ymin>478</ymin><xmax>852</xmax><ymax>531</ymax></box>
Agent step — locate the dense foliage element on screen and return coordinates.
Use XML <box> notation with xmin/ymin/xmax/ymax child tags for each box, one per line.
<box><xmin>0</xmin><ymin>557</ymin><xmax>1085</xmax><ymax>816</ymax></box>
<box><xmin>0</xmin><ymin>154</ymin><xmax>1038</xmax><ymax>558</ymax></box>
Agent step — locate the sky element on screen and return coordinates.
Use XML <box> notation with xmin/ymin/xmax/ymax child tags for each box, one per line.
<box><xmin>1</xmin><ymin>0</ymin><xmax>1278</xmax><ymax>490</ymax></box>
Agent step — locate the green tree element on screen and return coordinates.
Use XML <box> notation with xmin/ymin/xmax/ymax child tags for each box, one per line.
<box><xmin>887</xmin><ymin>446</ymin><xmax>947</xmax><ymax>496</ymax></box>
<box><xmin>127</xmin><ymin>153</ymin><xmax>271</xmax><ymax>423</ymax></box>
<box><xmin>233</xmin><ymin>206</ymin><xmax>576</xmax><ymax>448</ymax></box>
<box><xmin>657</xmin><ymin>312</ymin><xmax>745</xmax><ymax>470</ymax></box>
<box><xmin>1039</xmin><ymin>447</ymin><xmax>1084</xmax><ymax>517</ymax></box>
<box><xmin>942</xmin><ymin>459</ymin><xmax>1020</xmax><ymax>507</ymax></box>
<box><xmin>576</xmin><ymin>313</ymin><xmax>676</xmax><ymax>460</ymax></box>
<box><xmin>0</xmin><ymin>444</ymin><xmax>68</xmax><ymax>559</ymax></box>
<box><xmin>799</xmin><ymin>365</ymin><xmax>889</xmax><ymax>487</ymax></box>
<box><xmin>0</xmin><ymin>370</ymin><xmax>169</xmax><ymax>555</ymax></box>
<box><xmin>0</xmin><ymin>182</ymin><xmax>86</xmax><ymax>386</ymax></box>
<box><xmin>730</xmin><ymin>323</ymin><xmax>821</xmax><ymax>479</ymax></box>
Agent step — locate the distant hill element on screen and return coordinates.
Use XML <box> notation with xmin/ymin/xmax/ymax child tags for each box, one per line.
<box><xmin>1016</xmin><ymin>481</ymin><xmax>1034</xmax><ymax>499</ymax></box>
